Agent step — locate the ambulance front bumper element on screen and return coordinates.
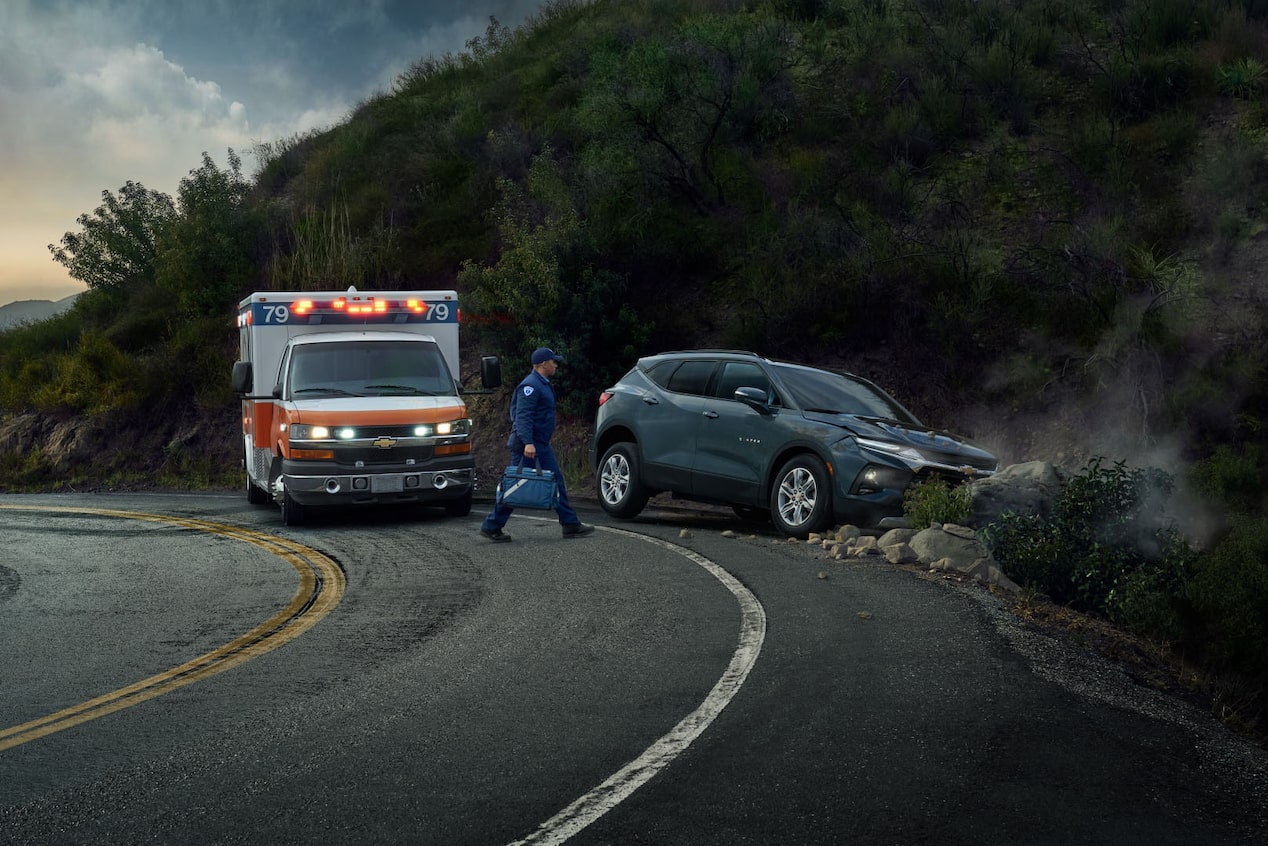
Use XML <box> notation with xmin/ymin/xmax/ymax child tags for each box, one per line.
<box><xmin>280</xmin><ymin>463</ymin><xmax>473</xmax><ymax>505</ymax></box>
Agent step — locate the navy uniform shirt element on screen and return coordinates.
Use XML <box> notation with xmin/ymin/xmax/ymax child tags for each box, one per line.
<box><xmin>508</xmin><ymin>368</ymin><xmax>556</xmax><ymax>448</ymax></box>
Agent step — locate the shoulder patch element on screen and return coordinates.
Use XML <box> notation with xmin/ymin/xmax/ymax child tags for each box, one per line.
<box><xmin>522</xmin><ymin>386</ymin><xmax>534</xmax><ymax>397</ymax></box>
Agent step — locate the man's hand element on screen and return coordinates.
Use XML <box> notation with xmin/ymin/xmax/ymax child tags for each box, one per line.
<box><xmin>524</xmin><ymin>443</ymin><xmax>537</xmax><ymax>459</ymax></box>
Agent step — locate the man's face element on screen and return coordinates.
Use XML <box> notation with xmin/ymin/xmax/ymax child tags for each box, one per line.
<box><xmin>538</xmin><ymin>359</ymin><xmax>559</xmax><ymax>377</ymax></box>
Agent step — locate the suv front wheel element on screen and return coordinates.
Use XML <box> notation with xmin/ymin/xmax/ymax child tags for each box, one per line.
<box><xmin>597</xmin><ymin>442</ymin><xmax>650</xmax><ymax>518</ymax></box>
<box><xmin>770</xmin><ymin>455</ymin><xmax>832</xmax><ymax>538</ymax></box>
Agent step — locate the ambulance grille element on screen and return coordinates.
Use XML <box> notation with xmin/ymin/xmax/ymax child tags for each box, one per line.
<box><xmin>333</xmin><ymin>446</ymin><xmax>434</xmax><ymax>465</ymax></box>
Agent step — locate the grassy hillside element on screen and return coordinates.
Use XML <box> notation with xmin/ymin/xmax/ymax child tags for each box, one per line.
<box><xmin>2</xmin><ymin>0</ymin><xmax>1267</xmax><ymax>736</ymax></box>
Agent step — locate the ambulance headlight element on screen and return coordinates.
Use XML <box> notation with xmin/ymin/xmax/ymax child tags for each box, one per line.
<box><xmin>414</xmin><ymin>419</ymin><xmax>471</xmax><ymax>437</ymax></box>
<box><xmin>291</xmin><ymin>425</ymin><xmax>330</xmax><ymax>440</ymax></box>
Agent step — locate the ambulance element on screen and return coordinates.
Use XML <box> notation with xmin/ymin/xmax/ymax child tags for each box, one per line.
<box><xmin>230</xmin><ymin>288</ymin><xmax>501</xmax><ymax>526</ymax></box>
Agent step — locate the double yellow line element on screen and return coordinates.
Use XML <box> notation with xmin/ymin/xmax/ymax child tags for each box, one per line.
<box><xmin>0</xmin><ymin>506</ymin><xmax>345</xmax><ymax>752</ymax></box>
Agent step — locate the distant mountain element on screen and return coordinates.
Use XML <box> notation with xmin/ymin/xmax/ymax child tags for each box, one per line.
<box><xmin>0</xmin><ymin>294</ymin><xmax>79</xmax><ymax>331</ymax></box>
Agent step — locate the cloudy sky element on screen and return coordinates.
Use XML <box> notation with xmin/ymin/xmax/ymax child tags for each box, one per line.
<box><xmin>0</xmin><ymin>0</ymin><xmax>545</xmax><ymax>307</ymax></box>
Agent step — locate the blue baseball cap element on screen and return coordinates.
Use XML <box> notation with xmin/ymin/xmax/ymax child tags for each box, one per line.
<box><xmin>532</xmin><ymin>347</ymin><xmax>563</xmax><ymax>365</ymax></box>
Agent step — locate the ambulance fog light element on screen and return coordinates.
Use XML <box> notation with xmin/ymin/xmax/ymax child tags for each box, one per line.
<box><xmin>432</xmin><ymin>474</ymin><xmax>448</xmax><ymax>489</ymax></box>
<box><xmin>404</xmin><ymin>475</ymin><xmax>420</xmax><ymax>489</ymax></box>
<box><xmin>352</xmin><ymin>477</ymin><xmax>370</xmax><ymax>491</ymax></box>
<box><xmin>325</xmin><ymin>479</ymin><xmax>341</xmax><ymax>494</ymax></box>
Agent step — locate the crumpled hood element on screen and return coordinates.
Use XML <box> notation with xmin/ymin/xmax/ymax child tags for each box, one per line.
<box><xmin>803</xmin><ymin>412</ymin><xmax>997</xmax><ymax>470</ymax></box>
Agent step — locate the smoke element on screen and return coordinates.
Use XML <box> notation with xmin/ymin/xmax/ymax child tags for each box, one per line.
<box><xmin>954</xmin><ymin>341</ymin><xmax>1233</xmax><ymax>549</ymax></box>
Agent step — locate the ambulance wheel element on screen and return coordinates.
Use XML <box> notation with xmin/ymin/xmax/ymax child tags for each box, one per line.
<box><xmin>597</xmin><ymin>442</ymin><xmax>649</xmax><ymax>519</ymax></box>
<box><xmin>281</xmin><ymin>490</ymin><xmax>307</xmax><ymax>526</ymax></box>
<box><xmin>245</xmin><ymin>466</ymin><xmax>269</xmax><ymax>505</ymax></box>
<box><xmin>444</xmin><ymin>489</ymin><xmax>473</xmax><ymax>517</ymax></box>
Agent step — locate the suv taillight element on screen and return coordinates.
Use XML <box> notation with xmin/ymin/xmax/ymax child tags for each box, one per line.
<box><xmin>598</xmin><ymin>391</ymin><xmax>614</xmax><ymax>406</ymax></box>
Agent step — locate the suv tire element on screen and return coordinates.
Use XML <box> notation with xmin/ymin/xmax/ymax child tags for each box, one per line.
<box><xmin>597</xmin><ymin>442</ymin><xmax>650</xmax><ymax>518</ymax></box>
<box><xmin>770</xmin><ymin>455</ymin><xmax>832</xmax><ymax>538</ymax></box>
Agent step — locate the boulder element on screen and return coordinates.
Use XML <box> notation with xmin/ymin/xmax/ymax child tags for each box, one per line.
<box><xmin>877</xmin><ymin>527</ymin><xmax>918</xmax><ymax>548</ymax></box>
<box><xmin>969</xmin><ymin>460</ymin><xmax>1067</xmax><ymax>527</ymax></box>
<box><xmin>882</xmin><ymin>542</ymin><xmax>920</xmax><ymax>565</ymax></box>
<box><xmin>910</xmin><ymin>524</ymin><xmax>990</xmax><ymax>569</ymax></box>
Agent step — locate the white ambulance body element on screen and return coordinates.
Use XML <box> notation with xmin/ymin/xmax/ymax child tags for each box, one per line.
<box><xmin>231</xmin><ymin>288</ymin><xmax>499</xmax><ymax>526</ymax></box>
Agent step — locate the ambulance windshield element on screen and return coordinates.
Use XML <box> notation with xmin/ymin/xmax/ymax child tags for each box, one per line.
<box><xmin>289</xmin><ymin>340</ymin><xmax>455</xmax><ymax>398</ymax></box>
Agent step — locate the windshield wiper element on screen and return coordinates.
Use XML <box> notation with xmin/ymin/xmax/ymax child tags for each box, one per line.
<box><xmin>293</xmin><ymin>387</ymin><xmax>364</xmax><ymax>397</ymax></box>
<box><xmin>362</xmin><ymin>384</ymin><xmax>434</xmax><ymax>395</ymax></box>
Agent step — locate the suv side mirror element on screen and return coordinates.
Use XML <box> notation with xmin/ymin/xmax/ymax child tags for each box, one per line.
<box><xmin>734</xmin><ymin>386</ymin><xmax>775</xmax><ymax>415</ymax></box>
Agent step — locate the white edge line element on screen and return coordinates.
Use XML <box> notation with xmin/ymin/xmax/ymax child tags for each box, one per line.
<box><xmin>508</xmin><ymin>525</ymin><xmax>767</xmax><ymax>846</ymax></box>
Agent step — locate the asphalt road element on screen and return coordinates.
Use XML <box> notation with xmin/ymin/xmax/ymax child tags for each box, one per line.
<box><xmin>0</xmin><ymin>492</ymin><xmax>1265</xmax><ymax>845</ymax></box>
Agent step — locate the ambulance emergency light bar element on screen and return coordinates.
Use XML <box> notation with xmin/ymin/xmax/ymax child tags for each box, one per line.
<box><xmin>237</xmin><ymin>293</ymin><xmax>459</xmax><ymax>328</ymax></box>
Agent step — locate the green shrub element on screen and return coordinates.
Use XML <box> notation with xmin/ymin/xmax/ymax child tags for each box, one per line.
<box><xmin>980</xmin><ymin>457</ymin><xmax>1191</xmax><ymax>638</ymax></box>
<box><xmin>1187</xmin><ymin>515</ymin><xmax>1268</xmax><ymax>680</ymax></box>
<box><xmin>1216</xmin><ymin>58</ymin><xmax>1266</xmax><ymax>99</ymax></box>
<box><xmin>1190</xmin><ymin>443</ymin><xmax>1268</xmax><ymax>514</ymax></box>
<box><xmin>903</xmin><ymin>476</ymin><xmax>972</xmax><ymax>529</ymax></box>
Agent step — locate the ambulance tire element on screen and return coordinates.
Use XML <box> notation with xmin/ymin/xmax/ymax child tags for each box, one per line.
<box><xmin>281</xmin><ymin>490</ymin><xmax>307</xmax><ymax>527</ymax></box>
<box><xmin>245</xmin><ymin>469</ymin><xmax>269</xmax><ymax>505</ymax></box>
<box><xmin>444</xmin><ymin>489</ymin><xmax>473</xmax><ymax>517</ymax></box>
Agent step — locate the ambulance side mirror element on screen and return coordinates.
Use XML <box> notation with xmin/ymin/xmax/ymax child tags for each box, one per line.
<box><xmin>481</xmin><ymin>356</ymin><xmax>502</xmax><ymax>389</ymax></box>
<box><xmin>231</xmin><ymin>361</ymin><xmax>253</xmax><ymax>395</ymax></box>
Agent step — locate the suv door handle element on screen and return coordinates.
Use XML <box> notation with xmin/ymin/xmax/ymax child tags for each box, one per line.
<box><xmin>642</xmin><ymin>396</ymin><xmax>659</xmax><ymax>405</ymax></box>
<box><xmin>703</xmin><ymin>411</ymin><xmax>719</xmax><ymax>419</ymax></box>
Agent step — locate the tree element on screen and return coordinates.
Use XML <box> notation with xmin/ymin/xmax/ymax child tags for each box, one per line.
<box><xmin>579</xmin><ymin>13</ymin><xmax>796</xmax><ymax>212</ymax></box>
<box><xmin>154</xmin><ymin>150</ymin><xmax>258</xmax><ymax>316</ymax></box>
<box><xmin>48</xmin><ymin>181</ymin><xmax>176</xmax><ymax>298</ymax></box>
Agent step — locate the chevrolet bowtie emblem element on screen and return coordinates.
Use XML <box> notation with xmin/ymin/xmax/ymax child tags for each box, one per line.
<box><xmin>372</xmin><ymin>436</ymin><xmax>398</xmax><ymax>449</ymax></box>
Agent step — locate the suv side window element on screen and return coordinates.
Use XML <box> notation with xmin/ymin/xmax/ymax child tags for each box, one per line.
<box><xmin>664</xmin><ymin>360</ymin><xmax>717</xmax><ymax>396</ymax></box>
<box><xmin>644</xmin><ymin>360</ymin><xmax>678</xmax><ymax>388</ymax></box>
<box><xmin>715</xmin><ymin>362</ymin><xmax>774</xmax><ymax>403</ymax></box>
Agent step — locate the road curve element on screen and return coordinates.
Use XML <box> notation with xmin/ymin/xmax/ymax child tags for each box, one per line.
<box><xmin>0</xmin><ymin>504</ymin><xmax>345</xmax><ymax>751</ymax></box>
<box><xmin>0</xmin><ymin>492</ymin><xmax>1265</xmax><ymax>845</ymax></box>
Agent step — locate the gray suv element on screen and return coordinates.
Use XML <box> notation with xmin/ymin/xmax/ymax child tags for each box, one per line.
<box><xmin>590</xmin><ymin>351</ymin><xmax>998</xmax><ymax>537</ymax></box>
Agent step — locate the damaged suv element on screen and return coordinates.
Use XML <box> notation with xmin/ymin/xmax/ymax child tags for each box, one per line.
<box><xmin>590</xmin><ymin>351</ymin><xmax>998</xmax><ymax>537</ymax></box>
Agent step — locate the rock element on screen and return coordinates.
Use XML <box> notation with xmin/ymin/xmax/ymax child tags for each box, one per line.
<box><xmin>835</xmin><ymin>525</ymin><xmax>863</xmax><ymax>543</ymax></box>
<box><xmin>877</xmin><ymin>527</ymin><xmax>918</xmax><ymax>548</ymax></box>
<box><xmin>722</xmin><ymin>530</ymin><xmax>736</xmax><ymax>538</ymax></box>
<box><xmin>964</xmin><ymin>558</ymin><xmax>1021</xmax><ymax>593</ymax></box>
<box><xmin>883</xmin><ymin>542</ymin><xmax>920</xmax><ymax>565</ymax></box>
<box><xmin>848</xmin><ymin>536</ymin><xmax>878</xmax><ymax>554</ymax></box>
<box><xmin>910</xmin><ymin>524</ymin><xmax>991</xmax><ymax>570</ymax></box>
<box><xmin>969</xmin><ymin>460</ymin><xmax>1066</xmax><ymax>527</ymax></box>
<box><xmin>679</xmin><ymin>528</ymin><xmax>693</xmax><ymax>539</ymax></box>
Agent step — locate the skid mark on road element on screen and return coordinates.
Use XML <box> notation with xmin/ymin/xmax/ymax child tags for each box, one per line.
<box><xmin>509</xmin><ymin>522</ymin><xmax>767</xmax><ymax>846</ymax></box>
<box><xmin>0</xmin><ymin>505</ymin><xmax>345</xmax><ymax>752</ymax></box>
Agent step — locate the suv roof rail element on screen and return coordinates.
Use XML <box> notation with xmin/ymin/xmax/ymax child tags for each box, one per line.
<box><xmin>648</xmin><ymin>349</ymin><xmax>765</xmax><ymax>358</ymax></box>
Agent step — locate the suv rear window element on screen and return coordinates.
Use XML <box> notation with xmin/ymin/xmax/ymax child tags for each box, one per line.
<box><xmin>662</xmin><ymin>360</ymin><xmax>717</xmax><ymax>396</ymax></box>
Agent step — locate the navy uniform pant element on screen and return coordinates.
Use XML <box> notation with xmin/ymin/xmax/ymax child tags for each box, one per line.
<box><xmin>481</xmin><ymin>444</ymin><xmax>581</xmax><ymax>530</ymax></box>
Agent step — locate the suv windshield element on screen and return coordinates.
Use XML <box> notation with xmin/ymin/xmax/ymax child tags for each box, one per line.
<box><xmin>772</xmin><ymin>363</ymin><xmax>921</xmax><ymax>425</ymax></box>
